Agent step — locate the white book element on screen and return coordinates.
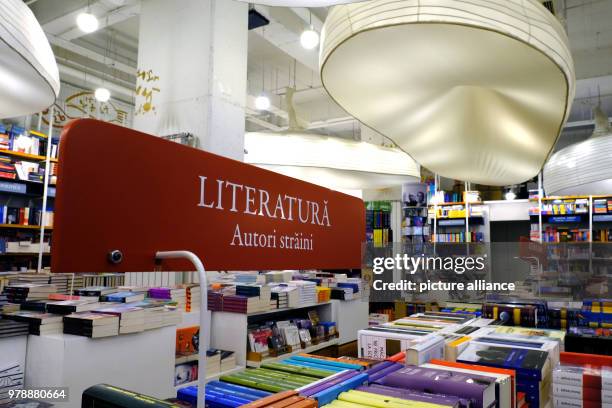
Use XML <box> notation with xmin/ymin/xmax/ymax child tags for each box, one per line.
<box><xmin>405</xmin><ymin>334</ymin><xmax>445</xmax><ymax>365</ymax></box>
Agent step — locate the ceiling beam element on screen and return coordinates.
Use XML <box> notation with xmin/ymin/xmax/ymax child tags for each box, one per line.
<box><xmin>61</xmin><ymin>3</ymin><xmax>140</xmax><ymax>41</ymax></box>
<box><xmin>48</xmin><ymin>33</ymin><xmax>135</xmax><ymax>76</ymax></box>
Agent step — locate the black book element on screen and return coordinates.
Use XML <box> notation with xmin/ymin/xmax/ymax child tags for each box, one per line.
<box><xmin>21</xmin><ymin>300</ymin><xmax>49</xmax><ymax>312</ymax></box>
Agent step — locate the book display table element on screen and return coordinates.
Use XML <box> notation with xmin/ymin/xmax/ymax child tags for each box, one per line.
<box><xmin>25</xmin><ymin>326</ymin><xmax>175</xmax><ymax>407</ymax></box>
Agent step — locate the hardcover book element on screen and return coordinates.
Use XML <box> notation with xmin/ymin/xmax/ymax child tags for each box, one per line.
<box><xmin>376</xmin><ymin>365</ymin><xmax>496</xmax><ymax>408</ymax></box>
<box><xmin>457</xmin><ymin>343</ymin><xmax>550</xmax><ymax>381</ymax></box>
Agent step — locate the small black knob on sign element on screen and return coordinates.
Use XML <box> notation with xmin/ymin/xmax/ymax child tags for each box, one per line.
<box><xmin>108</xmin><ymin>250</ymin><xmax>123</xmax><ymax>264</ymax></box>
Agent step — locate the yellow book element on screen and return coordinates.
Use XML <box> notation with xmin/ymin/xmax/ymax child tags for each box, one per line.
<box><xmin>339</xmin><ymin>390</ymin><xmax>451</xmax><ymax>408</ymax></box>
<box><xmin>445</xmin><ymin>336</ymin><xmax>472</xmax><ymax>362</ymax></box>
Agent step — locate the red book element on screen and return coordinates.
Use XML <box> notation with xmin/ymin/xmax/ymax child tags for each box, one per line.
<box><xmin>18</xmin><ymin>208</ymin><xmax>25</xmax><ymax>225</ymax></box>
<box><xmin>561</xmin><ymin>351</ymin><xmax>612</xmax><ymax>368</ymax></box>
<box><xmin>386</xmin><ymin>351</ymin><xmax>405</xmax><ymax>362</ymax></box>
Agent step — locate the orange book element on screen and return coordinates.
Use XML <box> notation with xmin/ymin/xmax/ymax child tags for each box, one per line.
<box><xmin>176</xmin><ymin>326</ymin><xmax>199</xmax><ymax>354</ymax></box>
<box><xmin>283</xmin><ymin>400</ymin><xmax>316</xmax><ymax>408</ymax></box>
<box><xmin>386</xmin><ymin>351</ymin><xmax>405</xmax><ymax>362</ymax></box>
<box><xmin>430</xmin><ymin>359</ymin><xmax>516</xmax><ymax>408</ymax></box>
<box><xmin>561</xmin><ymin>351</ymin><xmax>612</xmax><ymax>368</ymax></box>
<box><xmin>240</xmin><ymin>391</ymin><xmax>298</xmax><ymax>408</ymax></box>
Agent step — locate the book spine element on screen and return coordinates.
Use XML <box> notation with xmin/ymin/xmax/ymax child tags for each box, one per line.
<box><xmin>553</xmin><ymin>370</ymin><xmax>601</xmax><ymax>389</ymax></box>
<box><xmin>552</xmin><ymin>383</ymin><xmax>601</xmax><ymax>402</ymax></box>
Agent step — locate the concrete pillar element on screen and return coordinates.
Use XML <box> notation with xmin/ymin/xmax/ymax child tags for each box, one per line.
<box><xmin>133</xmin><ymin>0</ymin><xmax>248</xmax><ymax>161</ymax></box>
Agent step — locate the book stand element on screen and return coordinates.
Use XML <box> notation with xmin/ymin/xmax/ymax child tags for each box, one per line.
<box><xmin>155</xmin><ymin>251</ymin><xmax>208</xmax><ymax>408</ymax></box>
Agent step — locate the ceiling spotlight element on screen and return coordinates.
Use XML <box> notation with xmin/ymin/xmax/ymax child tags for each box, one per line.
<box><xmin>254</xmin><ymin>94</ymin><xmax>270</xmax><ymax>110</ymax></box>
<box><xmin>300</xmin><ymin>27</ymin><xmax>319</xmax><ymax>50</ymax></box>
<box><xmin>76</xmin><ymin>12</ymin><xmax>99</xmax><ymax>33</ymax></box>
<box><xmin>505</xmin><ymin>190</ymin><xmax>516</xmax><ymax>201</ymax></box>
<box><xmin>94</xmin><ymin>87</ymin><xmax>111</xmax><ymax>102</ymax></box>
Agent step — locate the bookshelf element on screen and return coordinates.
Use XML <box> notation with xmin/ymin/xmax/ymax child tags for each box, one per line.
<box><xmin>0</xmin><ymin>123</ymin><xmax>58</xmax><ymax>268</ymax></box>
<box><xmin>210</xmin><ymin>301</ymin><xmax>335</xmax><ymax>367</ymax></box>
<box><xmin>428</xmin><ymin>194</ymin><xmax>486</xmax><ymax>243</ymax></box>
<box><xmin>529</xmin><ymin>194</ymin><xmax>612</xmax><ymax>243</ymax></box>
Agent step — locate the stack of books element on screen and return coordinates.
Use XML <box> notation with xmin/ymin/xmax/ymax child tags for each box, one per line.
<box><xmin>63</xmin><ymin>312</ymin><xmax>119</xmax><ymax>338</ymax></box>
<box><xmin>235</xmin><ymin>273</ymin><xmax>265</xmax><ymax>284</ymax></box>
<box><xmin>100</xmin><ymin>291</ymin><xmax>145</xmax><ymax>303</ymax></box>
<box><xmin>46</xmin><ymin>298</ymin><xmax>102</xmax><ymax>315</ymax></box>
<box><xmin>2</xmin><ymin>283</ymin><xmax>57</xmax><ymax>303</ymax></box>
<box><xmin>0</xmin><ymin>293</ymin><xmax>19</xmax><ymax>313</ymax></box>
<box><xmin>2</xmin><ymin>311</ymin><xmax>63</xmax><ymax>335</ymax></box>
<box><xmin>74</xmin><ymin>286</ymin><xmax>117</xmax><ymax>298</ymax></box>
<box><xmin>182</xmin><ymin>284</ymin><xmax>200</xmax><ymax>312</ymax></box>
<box><xmin>131</xmin><ymin>299</ymin><xmax>181</xmax><ymax>330</ymax></box>
<box><xmin>81</xmin><ymin>273</ymin><xmax>125</xmax><ymax>288</ymax></box>
<box><xmin>264</xmin><ymin>271</ymin><xmax>293</xmax><ymax>283</ymax></box>
<box><xmin>220</xmin><ymin>350</ymin><xmax>236</xmax><ymax>372</ymax></box>
<box><xmin>553</xmin><ymin>363</ymin><xmax>611</xmax><ymax>407</ymax></box>
<box><xmin>270</xmin><ymin>285</ymin><xmax>299</xmax><ymax>309</ymax></box>
<box><xmin>222</xmin><ymin>294</ymin><xmax>270</xmax><ymax>314</ymax></box>
<box><xmin>93</xmin><ymin>304</ymin><xmax>145</xmax><ymax>334</ymax></box>
<box><xmin>149</xmin><ymin>287</ymin><xmax>186</xmax><ymax>310</ymax></box>
<box><xmin>290</xmin><ymin>280</ymin><xmax>317</xmax><ymax>305</ymax></box>
<box><xmin>0</xmin><ymin>363</ymin><xmax>24</xmax><ymax>405</ymax></box>
<box><xmin>0</xmin><ymin>317</ymin><xmax>29</xmax><ymax>338</ymax></box>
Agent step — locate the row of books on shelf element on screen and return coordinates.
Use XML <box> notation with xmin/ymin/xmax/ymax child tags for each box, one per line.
<box><xmin>247</xmin><ymin>309</ymin><xmax>337</xmax><ymax>362</ymax></box>
<box><xmin>0</xmin><ymin>272</ymin><xmax>125</xmax><ymax>296</ymax></box>
<box><xmin>430</xmin><ymin>204</ymin><xmax>485</xmax><ymax>219</ymax></box>
<box><xmin>175</xmin><ymin>325</ymin><xmax>237</xmax><ymax>385</ymax></box>
<box><xmin>0</xmin><ymin>124</ymin><xmax>59</xmax><ymax>159</ymax></box>
<box><xmin>528</xmin><ymin>198</ymin><xmax>612</xmax><ymax>216</ymax></box>
<box><xmin>593</xmin><ymin>198</ymin><xmax>612</xmax><ymax>214</ymax></box>
<box><xmin>534</xmin><ymin>226</ymin><xmax>591</xmax><ymax>243</ymax></box>
<box><xmin>0</xmin><ymin>154</ymin><xmax>57</xmax><ymax>185</ymax></box>
<box><xmin>174</xmin><ymin>347</ymin><xmax>237</xmax><ymax>386</ymax></box>
<box><xmin>0</xmin><ymin>239</ymin><xmax>50</xmax><ymax>254</ymax></box>
<box><xmin>0</xmin><ymin>206</ymin><xmax>53</xmax><ymax>227</ymax></box>
<box><xmin>433</xmin><ymin>232</ymin><xmax>484</xmax><ymax>242</ymax></box>
<box><xmin>366</xmin><ymin>209</ymin><xmax>391</xmax><ymax>230</ymax></box>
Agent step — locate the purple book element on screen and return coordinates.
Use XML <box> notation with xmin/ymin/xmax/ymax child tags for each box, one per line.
<box><xmin>376</xmin><ymin>366</ymin><xmax>497</xmax><ymax>408</ymax></box>
<box><xmin>301</xmin><ymin>371</ymin><xmax>360</xmax><ymax>397</ymax></box>
<box><xmin>357</xmin><ymin>384</ymin><xmax>463</xmax><ymax>408</ymax></box>
<box><xmin>367</xmin><ymin>362</ymin><xmax>403</xmax><ymax>383</ymax></box>
<box><xmin>365</xmin><ymin>360</ymin><xmax>395</xmax><ymax>376</ymax></box>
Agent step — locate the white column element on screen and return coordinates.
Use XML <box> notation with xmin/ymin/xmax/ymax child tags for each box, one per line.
<box><xmin>133</xmin><ymin>0</ymin><xmax>248</xmax><ymax>161</ymax></box>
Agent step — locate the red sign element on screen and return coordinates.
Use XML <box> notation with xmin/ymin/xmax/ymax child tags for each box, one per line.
<box><xmin>51</xmin><ymin>119</ymin><xmax>365</xmax><ymax>272</ymax></box>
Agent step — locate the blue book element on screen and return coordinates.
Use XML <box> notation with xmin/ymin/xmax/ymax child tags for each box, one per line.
<box><xmin>457</xmin><ymin>343</ymin><xmax>550</xmax><ymax>381</ymax></box>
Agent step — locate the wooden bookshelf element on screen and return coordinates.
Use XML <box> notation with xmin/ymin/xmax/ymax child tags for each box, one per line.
<box><xmin>0</xmin><ymin>149</ymin><xmax>58</xmax><ymax>163</ymax></box>
<box><xmin>0</xmin><ymin>224</ymin><xmax>52</xmax><ymax>230</ymax></box>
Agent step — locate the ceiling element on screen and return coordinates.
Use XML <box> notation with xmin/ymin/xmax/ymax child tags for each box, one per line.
<box><xmin>24</xmin><ymin>0</ymin><xmax>612</xmax><ymax>152</ymax></box>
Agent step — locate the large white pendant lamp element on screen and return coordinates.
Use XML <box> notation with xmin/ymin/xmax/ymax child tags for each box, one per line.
<box><xmin>320</xmin><ymin>0</ymin><xmax>575</xmax><ymax>186</ymax></box>
<box><xmin>543</xmin><ymin>106</ymin><xmax>612</xmax><ymax>196</ymax></box>
<box><xmin>238</xmin><ymin>0</ymin><xmax>365</xmax><ymax>6</ymax></box>
<box><xmin>0</xmin><ymin>0</ymin><xmax>60</xmax><ymax>118</ymax></box>
<box><xmin>245</xmin><ymin>88</ymin><xmax>420</xmax><ymax>190</ymax></box>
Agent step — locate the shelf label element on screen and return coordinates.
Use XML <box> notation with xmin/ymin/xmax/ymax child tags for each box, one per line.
<box><xmin>548</xmin><ymin>215</ymin><xmax>581</xmax><ymax>223</ymax></box>
<box><xmin>52</xmin><ymin>119</ymin><xmax>365</xmax><ymax>273</ymax></box>
<box><xmin>0</xmin><ymin>181</ymin><xmax>26</xmax><ymax>194</ymax></box>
